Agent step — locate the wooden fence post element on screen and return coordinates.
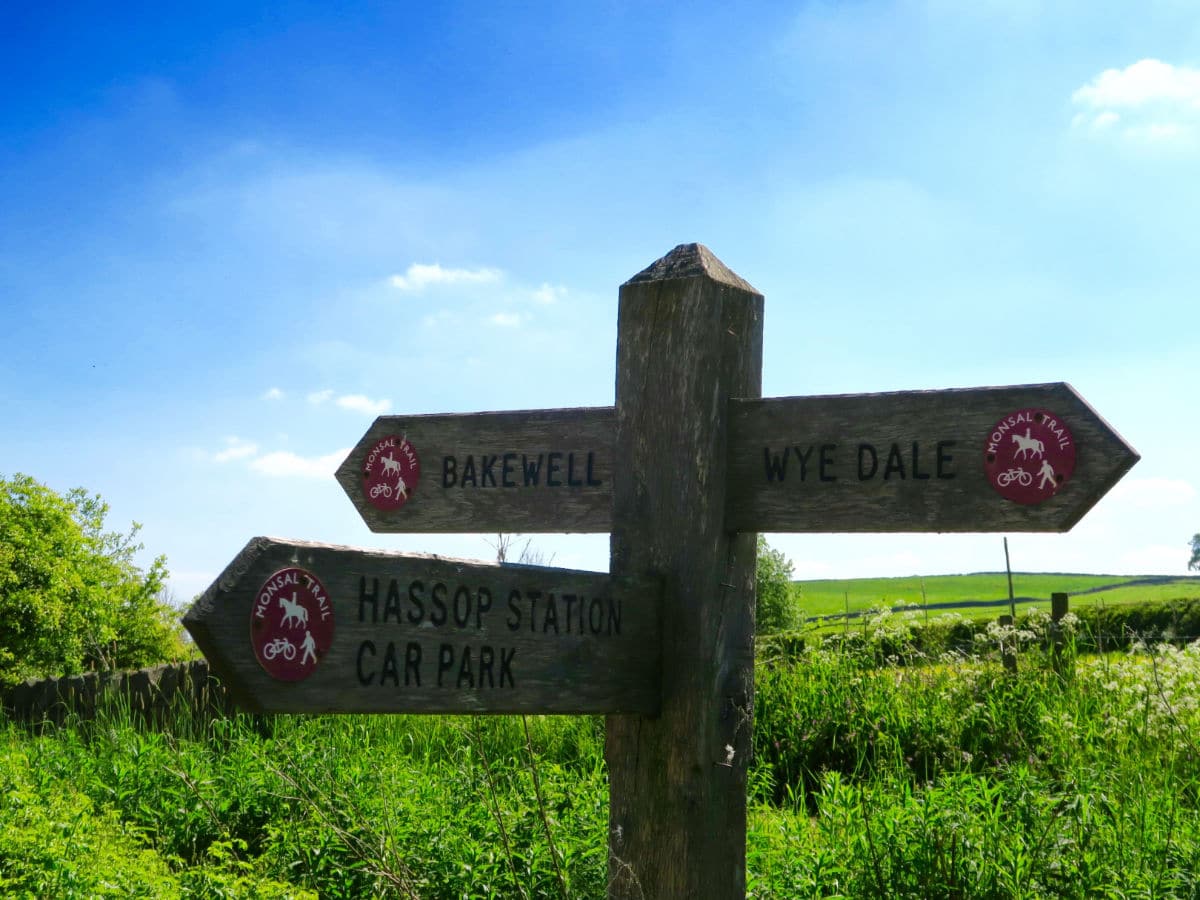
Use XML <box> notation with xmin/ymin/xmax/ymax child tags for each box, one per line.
<box><xmin>1051</xmin><ymin>591</ymin><xmax>1070</xmax><ymax>678</ymax></box>
<box><xmin>606</xmin><ymin>244</ymin><xmax>763</xmax><ymax>899</ymax></box>
<box><xmin>998</xmin><ymin>613</ymin><xmax>1018</xmax><ymax>673</ymax></box>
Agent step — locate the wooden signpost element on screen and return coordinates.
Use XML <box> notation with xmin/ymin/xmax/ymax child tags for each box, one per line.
<box><xmin>186</xmin><ymin>243</ymin><xmax>1139</xmax><ymax>899</ymax></box>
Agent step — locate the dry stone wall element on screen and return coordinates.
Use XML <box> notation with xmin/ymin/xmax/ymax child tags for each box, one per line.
<box><xmin>1</xmin><ymin>659</ymin><xmax>232</xmax><ymax>725</ymax></box>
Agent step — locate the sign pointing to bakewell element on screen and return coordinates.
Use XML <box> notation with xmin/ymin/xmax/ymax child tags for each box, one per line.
<box><xmin>183</xmin><ymin>537</ymin><xmax>659</xmax><ymax>715</ymax></box>
<box><xmin>335</xmin><ymin>408</ymin><xmax>612</xmax><ymax>534</ymax></box>
<box><xmin>338</xmin><ymin>384</ymin><xmax>1138</xmax><ymax>535</ymax></box>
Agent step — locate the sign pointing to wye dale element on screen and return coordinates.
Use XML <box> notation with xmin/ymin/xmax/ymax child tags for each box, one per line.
<box><xmin>337</xmin><ymin>384</ymin><xmax>1137</xmax><ymax>535</ymax></box>
<box><xmin>183</xmin><ymin>537</ymin><xmax>659</xmax><ymax>715</ymax></box>
<box><xmin>725</xmin><ymin>382</ymin><xmax>1138</xmax><ymax>533</ymax></box>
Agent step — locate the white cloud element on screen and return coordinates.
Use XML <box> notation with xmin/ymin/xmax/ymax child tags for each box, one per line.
<box><xmin>303</xmin><ymin>389</ymin><xmax>391</xmax><ymax>413</ymax></box>
<box><xmin>1110</xmin><ymin>477</ymin><xmax>1196</xmax><ymax>509</ymax></box>
<box><xmin>336</xmin><ymin>393</ymin><xmax>390</xmax><ymax>415</ymax></box>
<box><xmin>389</xmin><ymin>263</ymin><xmax>503</xmax><ymax>292</ymax></box>
<box><xmin>1073</xmin><ymin>59</ymin><xmax>1200</xmax><ymax>109</ymax></box>
<box><xmin>250</xmin><ymin>448</ymin><xmax>350</xmax><ymax>479</ymax></box>
<box><xmin>213</xmin><ymin>437</ymin><xmax>258</xmax><ymax>463</ymax></box>
<box><xmin>532</xmin><ymin>283</ymin><xmax>566</xmax><ymax>304</ymax></box>
<box><xmin>1071</xmin><ymin>59</ymin><xmax>1200</xmax><ymax>145</ymax></box>
<box><xmin>488</xmin><ymin>312</ymin><xmax>522</xmax><ymax>327</ymax></box>
<box><xmin>262</xmin><ymin>386</ymin><xmax>285</xmax><ymax>400</ymax></box>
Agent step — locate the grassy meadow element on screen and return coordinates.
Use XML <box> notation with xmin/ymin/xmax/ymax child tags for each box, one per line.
<box><xmin>794</xmin><ymin>573</ymin><xmax>1200</xmax><ymax>619</ymax></box>
<box><xmin>4</xmin><ymin>575</ymin><xmax>1200</xmax><ymax>897</ymax></box>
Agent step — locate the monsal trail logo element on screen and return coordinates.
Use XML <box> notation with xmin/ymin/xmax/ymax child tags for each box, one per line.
<box><xmin>363</xmin><ymin>435</ymin><xmax>420</xmax><ymax>512</ymax></box>
<box><xmin>251</xmin><ymin>567</ymin><xmax>335</xmax><ymax>681</ymax></box>
<box><xmin>983</xmin><ymin>408</ymin><xmax>1076</xmax><ymax>505</ymax></box>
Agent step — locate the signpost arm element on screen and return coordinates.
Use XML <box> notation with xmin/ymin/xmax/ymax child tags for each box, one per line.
<box><xmin>606</xmin><ymin>244</ymin><xmax>763</xmax><ymax>898</ymax></box>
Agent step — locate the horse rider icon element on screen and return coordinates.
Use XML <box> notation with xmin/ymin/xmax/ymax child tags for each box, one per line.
<box><xmin>299</xmin><ymin>630</ymin><xmax>317</xmax><ymax>665</ymax></box>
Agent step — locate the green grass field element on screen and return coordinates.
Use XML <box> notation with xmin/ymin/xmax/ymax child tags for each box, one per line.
<box><xmin>792</xmin><ymin>573</ymin><xmax>1200</xmax><ymax>621</ymax></box>
<box><xmin>8</xmin><ymin>635</ymin><xmax>1200</xmax><ymax>897</ymax></box>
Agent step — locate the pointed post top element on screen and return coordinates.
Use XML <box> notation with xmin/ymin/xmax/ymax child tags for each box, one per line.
<box><xmin>624</xmin><ymin>242</ymin><xmax>760</xmax><ymax>294</ymax></box>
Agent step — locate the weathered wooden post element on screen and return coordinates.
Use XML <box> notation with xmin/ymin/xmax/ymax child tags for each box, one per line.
<box><xmin>1050</xmin><ymin>591</ymin><xmax>1071</xmax><ymax>678</ymax></box>
<box><xmin>606</xmin><ymin>245</ymin><xmax>762</xmax><ymax>898</ymax></box>
<box><xmin>998</xmin><ymin>613</ymin><xmax>1019</xmax><ymax>673</ymax></box>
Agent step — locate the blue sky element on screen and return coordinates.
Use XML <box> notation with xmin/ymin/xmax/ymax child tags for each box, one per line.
<box><xmin>2</xmin><ymin>1</ymin><xmax>1197</xmax><ymax>603</ymax></box>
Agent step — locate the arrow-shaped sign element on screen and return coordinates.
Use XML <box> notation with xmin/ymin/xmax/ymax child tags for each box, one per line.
<box><xmin>336</xmin><ymin>383</ymin><xmax>1137</xmax><ymax>535</ymax></box>
<box><xmin>334</xmin><ymin>407</ymin><xmax>613</xmax><ymax>534</ymax></box>
<box><xmin>183</xmin><ymin>537</ymin><xmax>659</xmax><ymax>715</ymax></box>
<box><xmin>725</xmin><ymin>382</ymin><xmax>1139</xmax><ymax>532</ymax></box>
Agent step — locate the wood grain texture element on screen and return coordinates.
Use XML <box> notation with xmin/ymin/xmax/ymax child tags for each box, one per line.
<box><xmin>335</xmin><ymin>407</ymin><xmax>614</xmax><ymax>533</ymax></box>
<box><xmin>725</xmin><ymin>383</ymin><xmax>1139</xmax><ymax>532</ymax></box>
<box><xmin>182</xmin><ymin>537</ymin><xmax>659</xmax><ymax>714</ymax></box>
<box><xmin>605</xmin><ymin>243</ymin><xmax>763</xmax><ymax>899</ymax></box>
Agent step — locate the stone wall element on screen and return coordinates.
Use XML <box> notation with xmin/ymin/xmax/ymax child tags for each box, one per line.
<box><xmin>0</xmin><ymin>659</ymin><xmax>232</xmax><ymax>725</ymax></box>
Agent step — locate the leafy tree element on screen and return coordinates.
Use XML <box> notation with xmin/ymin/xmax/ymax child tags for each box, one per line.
<box><xmin>1191</xmin><ymin>534</ymin><xmax>1200</xmax><ymax>572</ymax></box>
<box><xmin>756</xmin><ymin>536</ymin><xmax>798</xmax><ymax>633</ymax></box>
<box><xmin>0</xmin><ymin>473</ymin><xmax>185</xmax><ymax>684</ymax></box>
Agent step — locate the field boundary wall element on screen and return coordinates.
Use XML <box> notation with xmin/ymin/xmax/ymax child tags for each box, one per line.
<box><xmin>1</xmin><ymin>659</ymin><xmax>232</xmax><ymax>725</ymax></box>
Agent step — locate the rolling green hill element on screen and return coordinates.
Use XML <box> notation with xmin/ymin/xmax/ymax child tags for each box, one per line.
<box><xmin>792</xmin><ymin>573</ymin><xmax>1200</xmax><ymax>622</ymax></box>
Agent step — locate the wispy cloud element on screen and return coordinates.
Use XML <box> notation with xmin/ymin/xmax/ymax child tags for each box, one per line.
<box><xmin>262</xmin><ymin>386</ymin><xmax>285</xmax><ymax>400</ymax></box>
<box><xmin>213</xmin><ymin>436</ymin><xmax>258</xmax><ymax>463</ymax></box>
<box><xmin>532</xmin><ymin>283</ymin><xmax>567</xmax><ymax>304</ymax></box>
<box><xmin>204</xmin><ymin>433</ymin><xmax>350</xmax><ymax>479</ymax></box>
<box><xmin>1072</xmin><ymin>59</ymin><xmax>1200</xmax><ymax>144</ymax></box>
<box><xmin>305</xmin><ymin>388</ymin><xmax>389</xmax><ymax>413</ymax></box>
<box><xmin>250</xmin><ymin>448</ymin><xmax>349</xmax><ymax>479</ymax></box>
<box><xmin>336</xmin><ymin>393</ymin><xmax>390</xmax><ymax>415</ymax></box>
<box><xmin>488</xmin><ymin>312</ymin><xmax>522</xmax><ymax>327</ymax></box>
<box><xmin>389</xmin><ymin>263</ymin><xmax>503</xmax><ymax>292</ymax></box>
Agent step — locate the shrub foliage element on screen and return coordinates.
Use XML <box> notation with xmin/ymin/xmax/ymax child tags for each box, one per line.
<box><xmin>0</xmin><ymin>473</ymin><xmax>184</xmax><ymax>684</ymax></box>
<box><xmin>756</xmin><ymin>536</ymin><xmax>797</xmax><ymax>633</ymax></box>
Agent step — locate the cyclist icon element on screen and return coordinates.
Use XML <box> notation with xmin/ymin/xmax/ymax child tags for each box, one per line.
<box><xmin>263</xmin><ymin>637</ymin><xmax>295</xmax><ymax>661</ymax></box>
<box><xmin>996</xmin><ymin>467</ymin><xmax>1032</xmax><ymax>488</ymax></box>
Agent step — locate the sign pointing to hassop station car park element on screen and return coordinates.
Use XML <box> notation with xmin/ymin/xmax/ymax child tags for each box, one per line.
<box><xmin>182</xmin><ymin>537</ymin><xmax>659</xmax><ymax>715</ymax></box>
<box><xmin>335</xmin><ymin>383</ymin><xmax>1138</xmax><ymax>535</ymax></box>
<box><xmin>187</xmin><ymin>243</ymin><xmax>1138</xmax><ymax>899</ymax></box>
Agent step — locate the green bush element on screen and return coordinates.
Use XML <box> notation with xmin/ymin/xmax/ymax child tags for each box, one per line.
<box><xmin>0</xmin><ymin>473</ymin><xmax>185</xmax><ymax>684</ymax></box>
<box><xmin>756</xmin><ymin>537</ymin><xmax>798</xmax><ymax>633</ymax></box>
<box><xmin>0</xmin><ymin>734</ymin><xmax>179</xmax><ymax>897</ymax></box>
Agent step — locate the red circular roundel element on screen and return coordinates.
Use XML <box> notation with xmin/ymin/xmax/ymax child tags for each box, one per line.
<box><xmin>363</xmin><ymin>435</ymin><xmax>420</xmax><ymax>511</ymax></box>
<box><xmin>983</xmin><ymin>408</ymin><xmax>1076</xmax><ymax>505</ymax></box>
<box><xmin>250</xmin><ymin>567</ymin><xmax>335</xmax><ymax>682</ymax></box>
